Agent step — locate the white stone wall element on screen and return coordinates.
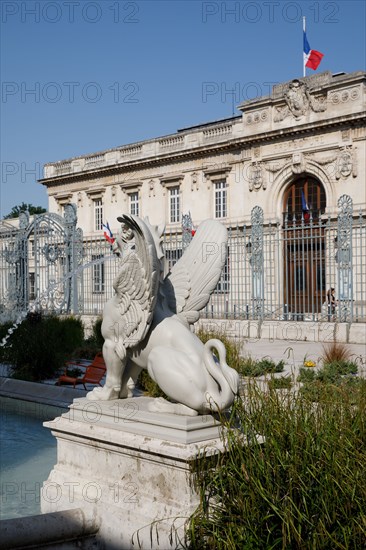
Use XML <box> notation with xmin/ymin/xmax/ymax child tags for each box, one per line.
<box><xmin>42</xmin><ymin>71</ymin><xmax>365</xmax><ymax>237</ymax></box>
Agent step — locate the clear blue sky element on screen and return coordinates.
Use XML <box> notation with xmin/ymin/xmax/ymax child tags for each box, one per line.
<box><xmin>1</xmin><ymin>0</ymin><xmax>365</xmax><ymax>217</ymax></box>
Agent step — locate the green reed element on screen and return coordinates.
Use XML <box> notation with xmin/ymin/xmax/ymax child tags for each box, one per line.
<box><xmin>186</xmin><ymin>380</ymin><xmax>366</xmax><ymax>549</ymax></box>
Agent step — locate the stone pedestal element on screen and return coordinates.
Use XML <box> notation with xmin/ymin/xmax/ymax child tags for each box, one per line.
<box><xmin>41</xmin><ymin>397</ymin><xmax>224</xmax><ymax>549</ymax></box>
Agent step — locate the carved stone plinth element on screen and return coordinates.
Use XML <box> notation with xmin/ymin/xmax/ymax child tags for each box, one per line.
<box><xmin>41</xmin><ymin>397</ymin><xmax>224</xmax><ymax>549</ymax></box>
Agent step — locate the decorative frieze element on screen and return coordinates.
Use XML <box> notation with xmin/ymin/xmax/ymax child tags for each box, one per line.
<box><xmin>245</xmin><ymin>110</ymin><xmax>268</xmax><ymax>125</ymax></box>
<box><xmin>329</xmin><ymin>87</ymin><xmax>360</xmax><ymax>105</ymax></box>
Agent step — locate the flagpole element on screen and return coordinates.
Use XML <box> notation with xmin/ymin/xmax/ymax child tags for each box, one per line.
<box><xmin>303</xmin><ymin>16</ymin><xmax>306</xmax><ymax>77</ymax></box>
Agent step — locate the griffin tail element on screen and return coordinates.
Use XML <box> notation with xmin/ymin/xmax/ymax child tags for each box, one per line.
<box><xmin>203</xmin><ymin>339</ymin><xmax>239</xmax><ymax>412</ymax></box>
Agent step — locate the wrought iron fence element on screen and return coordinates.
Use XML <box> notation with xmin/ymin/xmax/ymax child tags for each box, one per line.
<box><xmin>0</xmin><ymin>195</ymin><xmax>365</xmax><ymax>323</ymax></box>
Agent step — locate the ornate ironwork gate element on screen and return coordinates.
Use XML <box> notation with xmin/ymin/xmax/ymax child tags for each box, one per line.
<box><xmin>0</xmin><ymin>205</ymin><xmax>83</xmax><ymax>317</ymax></box>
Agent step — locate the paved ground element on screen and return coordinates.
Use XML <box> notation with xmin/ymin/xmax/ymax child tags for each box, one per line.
<box><xmin>244</xmin><ymin>339</ymin><xmax>365</xmax><ymax>363</ymax></box>
<box><xmin>243</xmin><ymin>339</ymin><xmax>366</xmax><ymax>378</ymax></box>
<box><xmin>1</xmin><ymin>339</ymin><xmax>365</xmax><ymax>395</ymax></box>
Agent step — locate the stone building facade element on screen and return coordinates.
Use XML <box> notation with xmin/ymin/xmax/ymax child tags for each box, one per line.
<box><xmin>39</xmin><ymin>71</ymin><xmax>366</xmax><ymax>338</ymax></box>
<box><xmin>42</xmin><ymin>71</ymin><xmax>365</xmax><ymax>231</ymax></box>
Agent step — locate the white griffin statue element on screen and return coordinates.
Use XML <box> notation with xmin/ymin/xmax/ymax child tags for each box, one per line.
<box><xmin>87</xmin><ymin>215</ymin><xmax>239</xmax><ymax>416</ymax></box>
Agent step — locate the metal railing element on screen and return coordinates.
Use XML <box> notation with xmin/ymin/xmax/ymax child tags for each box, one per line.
<box><xmin>0</xmin><ymin>196</ymin><xmax>365</xmax><ymax>323</ymax></box>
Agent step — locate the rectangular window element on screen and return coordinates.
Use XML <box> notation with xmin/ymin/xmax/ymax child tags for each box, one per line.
<box><xmin>29</xmin><ymin>272</ymin><xmax>35</xmax><ymax>300</ymax></box>
<box><xmin>215</xmin><ymin>180</ymin><xmax>227</xmax><ymax>219</ymax></box>
<box><xmin>169</xmin><ymin>186</ymin><xmax>180</xmax><ymax>223</ymax></box>
<box><xmin>165</xmin><ymin>248</ymin><xmax>183</xmax><ymax>272</ymax></box>
<box><xmin>92</xmin><ymin>254</ymin><xmax>105</xmax><ymax>294</ymax></box>
<box><xmin>94</xmin><ymin>199</ymin><xmax>103</xmax><ymax>231</ymax></box>
<box><xmin>129</xmin><ymin>192</ymin><xmax>139</xmax><ymax>216</ymax></box>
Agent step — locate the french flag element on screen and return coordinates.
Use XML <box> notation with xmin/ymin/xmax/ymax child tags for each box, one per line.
<box><xmin>102</xmin><ymin>222</ymin><xmax>115</xmax><ymax>244</ymax></box>
<box><xmin>301</xmin><ymin>190</ymin><xmax>310</xmax><ymax>221</ymax></box>
<box><xmin>303</xmin><ymin>31</ymin><xmax>324</xmax><ymax>71</ymax></box>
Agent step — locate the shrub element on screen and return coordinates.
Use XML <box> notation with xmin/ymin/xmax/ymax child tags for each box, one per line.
<box><xmin>0</xmin><ymin>321</ymin><xmax>13</xmax><ymax>362</ymax></box>
<box><xmin>70</xmin><ymin>317</ymin><xmax>105</xmax><ymax>361</ymax></box>
<box><xmin>298</xmin><ymin>366</ymin><xmax>316</xmax><ymax>383</ymax></box>
<box><xmin>186</xmin><ymin>381</ymin><xmax>366</xmax><ymax>549</ymax></box>
<box><xmin>3</xmin><ymin>313</ymin><xmax>84</xmax><ymax>381</ymax></box>
<box><xmin>90</xmin><ymin>317</ymin><xmax>104</xmax><ymax>349</ymax></box>
<box><xmin>298</xmin><ymin>360</ymin><xmax>359</xmax><ymax>400</ymax></box>
<box><xmin>240</xmin><ymin>357</ymin><xmax>285</xmax><ymax>377</ymax></box>
<box><xmin>268</xmin><ymin>375</ymin><xmax>292</xmax><ymax>390</ymax></box>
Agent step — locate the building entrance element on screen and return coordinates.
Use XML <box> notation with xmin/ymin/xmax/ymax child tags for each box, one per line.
<box><xmin>283</xmin><ymin>177</ymin><xmax>327</xmax><ymax>316</ymax></box>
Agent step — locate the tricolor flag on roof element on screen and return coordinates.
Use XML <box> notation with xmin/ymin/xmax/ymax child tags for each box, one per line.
<box><xmin>303</xmin><ymin>18</ymin><xmax>324</xmax><ymax>73</ymax></box>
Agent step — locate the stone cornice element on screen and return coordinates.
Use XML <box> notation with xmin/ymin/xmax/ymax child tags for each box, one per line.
<box><xmin>39</xmin><ymin>112</ymin><xmax>365</xmax><ymax>189</ymax></box>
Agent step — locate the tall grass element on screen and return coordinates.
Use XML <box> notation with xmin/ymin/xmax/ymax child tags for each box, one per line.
<box><xmin>186</xmin><ymin>381</ymin><xmax>366</xmax><ymax>549</ymax></box>
<box><xmin>321</xmin><ymin>341</ymin><xmax>351</xmax><ymax>365</ymax></box>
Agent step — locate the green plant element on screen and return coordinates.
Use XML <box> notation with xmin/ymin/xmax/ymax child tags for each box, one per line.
<box><xmin>0</xmin><ymin>321</ymin><xmax>13</xmax><ymax>361</ymax></box>
<box><xmin>268</xmin><ymin>375</ymin><xmax>292</xmax><ymax>390</ymax></box>
<box><xmin>3</xmin><ymin>313</ymin><xmax>84</xmax><ymax>381</ymax></box>
<box><xmin>240</xmin><ymin>357</ymin><xmax>285</xmax><ymax>377</ymax></box>
<box><xmin>186</xmin><ymin>380</ymin><xmax>366</xmax><ymax>549</ymax></box>
<box><xmin>90</xmin><ymin>317</ymin><xmax>104</xmax><ymax>348</ymax></box>
<box><xmin>317</xmin><ymin>360</ymin><xmax>358</xmax><ymax>383</ymax></box>
<box><xmin>321</xmin><ymin>341</ymin><xmax>351</xmax><ymax>365</ymax></box>
<box><xmin>298</xmin><ymin>366</ymin><xmax>316</xmax><ymax>383</ymax></box>
<box><xmin>70</xmin><ymin>318</ymin><xmax>105</xmax><ymax>361</ymax></box>
<box><xmin>299</xmin><ymin>359</ymin><xmax>359</xmax><ymax>402</ymax></box>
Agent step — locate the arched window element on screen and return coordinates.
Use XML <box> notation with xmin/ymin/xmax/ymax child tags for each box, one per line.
<box><xmin>283</xmin><ymin>176</ymin><xmax>326</xmax><ymax>221</ymax></box>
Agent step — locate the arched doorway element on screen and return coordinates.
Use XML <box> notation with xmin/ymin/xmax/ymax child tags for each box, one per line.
<box><xmin>283</xmin><ymin>176</ymin><xmax>327</xmax><ymax>318</ymax></box>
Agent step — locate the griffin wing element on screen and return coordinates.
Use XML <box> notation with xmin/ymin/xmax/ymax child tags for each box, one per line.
<box><xmin>162</xmin><ymin>220</ymin><xmax>228</xmax><ymax>324</ymax></box>
<box><xmin>112</xmin><ymin>215</ymin><xmax>160</xmax><ymax>359</ymax></box>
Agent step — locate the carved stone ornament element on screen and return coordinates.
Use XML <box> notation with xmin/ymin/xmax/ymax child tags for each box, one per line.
<box><xmin>336</xmin><ymin>146</ymin><xmax>357</xmax><ymax>179</ymax></box>
<box><xmin>86</xmin><ymin>215</ymin><xmax>239</xmax><ymax>416</ymax></box>
<box><xmin>148</xmin><ymin>179</ymin><xmax>155</xmax><ymax>197</ymax></box>
<box><xmin>274</xmin><ymin>79</ymin><xmax>327</xmax><ymax>122</ymax></box>
<box><xmin>111</xmin><ymin>186</ymin><xmax>117</xmax><ymax>203</ymax></box>
<box><xmin>191</xmin><ymin>172</ymin><xmax>198</xmax><ymax>191</ymax></box>
<box><xmin>291</xmin><ymin>152</ymin><xmax>307</xmax><ymax>174</ymax></box>
<box><xmin>249</xmin><ymin>161</ymin><xmax>265</xmax><ymax>191</ymax></box>
<box><xmin>77</xmin><ymin>192</ymin><xmax>83</xmax><ymax>208</ymax></box>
